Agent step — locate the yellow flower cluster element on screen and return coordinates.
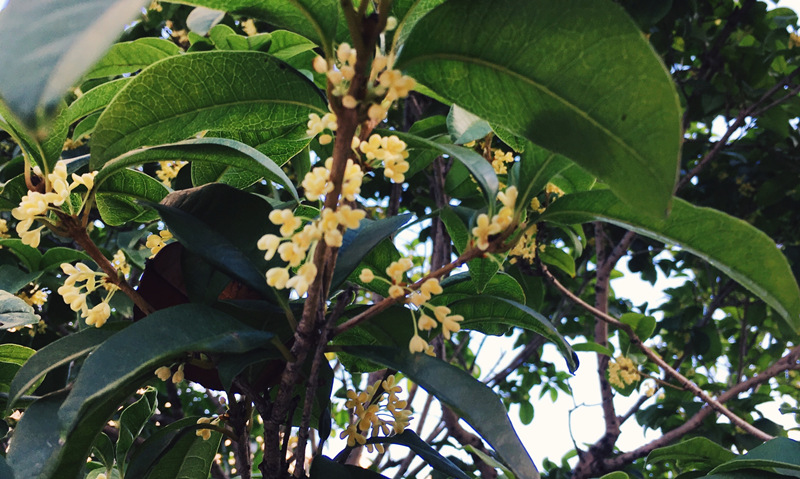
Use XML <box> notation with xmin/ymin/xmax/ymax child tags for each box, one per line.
<box><xmin>306</xmin><ymin>112</ymin><xmax>338</xmax><ymax>145</ymax></box>
<box><xmin>508</xmin><ymin>225</ymin><xmax>539</xmax><ymax>263</ymax></box>
<box><xmin>196</xmin><ymin>416</ymin><xmax>221</xmax><ymax>441</ymax></box>
<box><xmin>17</xmin><ymin>286</ymin><xmax>48</xmax><ymax>308</ymax></box>
<box><xmin>608</xmin><ymin>355</ymin><xmax>641</xmax><ymax>389</ymax></box>
<box><xmin>472</xmin><ymin>186</ymin><xmax>518</xmax><ymax>251</ymax></box>
<box><xmin>356</xmin><ymin>134</ymin><xmax>410</xmax><ymax>183</ymax></box>
<box><xmin>12</xmin><ymin>161</ymin><xmax>97</xmax><ymax>248</ymax></box>
<box><xmin>260</xmin><ymin>203</ymin><xmax>365</xmax><ymax>296</ymax></box>
<box><xmin>111</xmin><ymin>249</ymin><xmax>131</xmax><ymax>277</ymax></box>
<box><xmin>340</xmin><ymin>375</ymin><xmax>412</xmax><ymax>452</ymax></box>
<box><xmin>156</xmin><ymin>160</ymin><xmax>186</xmax><ymax>187</ymax></box>
<box><xmin>491</xmin><ymin>149</ymin><xmax>515</xmax><ymax>174</ymax></box>
<box><xmin>360</xmin><ymin>260</ymin><xmax>463</xmax><ymax>354</ymax></box>
<box><xmin>155</xmin><ymin>363</ymin><xmax>185</xmax><ymax>384</ymax></box>
<box><xmin>57</xmin><ymin>262</ymin><xmax>118</xmax><ymax>328</ymax></box>
<box><xmin>146</xmin><ymin>230</ymin><xmax>173</xmax><ymax>257</ymax></box>
<box><xmin>0</xmin><ymin>218</ymin><xmax>9</xmax><ymax>239</ymax></box>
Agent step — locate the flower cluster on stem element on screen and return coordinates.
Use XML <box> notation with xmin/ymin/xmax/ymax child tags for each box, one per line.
<box><xmin>340</xmin><ymin>374</ymin><xmax>412</xmax><ymax>452</ymax></box>
<box><xmin>57</xmin><ymin>262</ymin><xmax>119</xmax><ymax>328</ymax></box>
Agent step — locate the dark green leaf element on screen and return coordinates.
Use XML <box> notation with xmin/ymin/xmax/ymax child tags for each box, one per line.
<box><xmin>7</xmin><ymin>324</ymin><xmax>126</xmax><ymax>411</ymax></box>
<box><xmin>83</xmin><ymin>38</ymin><xmax>180</xmax><ymax>79</ymax></box>
<box><xmin>0</xmin><ymin>344</ymin><xmax>36</xmax><ymax>394</ymax></box>
<box><xmin>332</xmin><ymin>214</ymin><xmax>413</xmax><ymax>290</ymax></box>
<box><xmin>92</xmin><ymin>433</ymin><xmax>115</xmax><ymax>471</ymax></box>
<box><xmin>539</xmin><ymin>245</ymin><xmax>576</xmax><ymax>278</ymax></box>
<box><xmin>447</xmin><ymin>104</ymin><xmax>491</xmax><ymax>145</ymax></box>
<box><xmin>0</xmin><ymin>0</ymin><xmax>150</xmax><ymax>128</ymax></box>
<box><xmin>0</xmin><ymin>289</ymin><xmax>38</xmax><ymax>330</ymax></box>
<box><xmin>600</xmin><ymin>473</ymin><xmax>630</xmax><ymax>479</ymax></box>
<box><xmin>0</xmin><ymin>239</ymin><xmax>43</xmax><ymax>272</ymax></box>
<box><xmin>0</xmin><ymin>453</ymin><xmax>12</xmax><ymax>479</ymax></box>
<box><xmin>39</xmin><ymin>247</ymin><xmax>94</xmax><ymax>272</ymax></box>
<box><xmin>439</xmin><ymin>207</ymin><xmax>469</xmax><ymax>253</ymax></box>
<box><xmin>146</xmin><ymin>427</ymin><xmax>222</xmax><ymax>479</ymax></box>
<box><xmin>514</xmin><ymin>143</ymin><xmax>574</xmax><ymax>210</ymax></box>
<box><xmin>342</xmin><ymin>345</ymin><xmax>539</xmax><ymax>479</ymax></box>
<box><xmin>396</xmin><ymin>0</ymin><xmax>681</xmax><ymax>217</ymax></box>
<box><xmin>647</xmin><ymin>437</ymin><xmax>736</xmax><ymax>471</ymax></box>
<box><xmin>389</xmin><ymin>0</ymin><xmax>447</xmax><ymax>52</ymax></box>
<box><xmin>310</xmin><ymin>455</ymin><xmax>390</xmax><ymax>479</ymax></box>
<box><xmin>707</xmin><ymin>438</ymin><xmax>800</xmax><ymax>475</ymax></box>
<box><xmin>116</xmin><ymin>387</ymin><xmax>158</xmax><ymax>475</ymax></box>
<box><xmin>94</xmin><ymin>137</ymin><xmax>299</xmax><ymax>201</ymax></box>
<box><xmin>96</xmin><ymin>169</ymin><xmax>169</xmax><ymax>226</ymax></box>
<box><xmin>72</xmin><ymin>112</ymin><xmax>101</xmax><ymax>141</ymax></box>
<box><xmin>90</xmin><ymin>51</ymin><xmax>326</xmax><ymax>173</ymax></box>
<box><xmin>125</xmin><ymin>417</ymin><xmax>199</xmax><ymax>479</ymax></box>
<box><xmin>518</xmin><ymin>401</ymin><xmax>534</xmax><ymax>426</ymax></box>
<box><xmin>448</xmin><ymin>296</ymin><xmax>578</xmax><ymax>373</ymax></box>
<box><xmin>6</xmin><ymin>391</ymin><xmax>69</xmax><ymax>478</ymax></box>
<box><xmin>0</xmin><ymin>265</ymin><xmax>43</xmax><ymax>294</ymax></box>
<box><xmin>345</xmin><ymin>239</ymin><xmax>402</xmax><ymax>298</ymax></box>
<box><xmin>58</xmin><ymin>304</ymin><xmax>274</xmax><ymax>429</ymax></box>
<box><xmin>65</xmin><ymin>78</ymin><xmax>130</xmax><ymax>125</ymax></box>
<box><xmin>539</xmin><ymin>190</ymin><xmax>800</xmax><ymax>334</ymax></box>
<box><xmin>173</xmin><ymin>0</ymin><xmax>338</xmax><ymax>54</ymax></box>
<box><xmin>437</xmin><ymin>271</ymin><xmax>525</xmax><ymax>304</ymax></box>
<box><xmin>366</xmin><ymin>430</ymin><xmax>470</xmax><ymax>479</ymax></box>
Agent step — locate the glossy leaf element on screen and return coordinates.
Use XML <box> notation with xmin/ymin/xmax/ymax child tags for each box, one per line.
<box><xmin>366</xmin><ymin>430</ymin><xmax>471</xmax><ymax>479</ymax></box>
<box><xmin>90</xmin><ymin>51</ymin><xmax>326</xmax><ymax>170</ymax></box>
<box><xmin>125</xmin><ymin>417</ymin><xmax>199</xmax><ymax>479</ymax></box>
<box><xmin>92</xmin><ymin>433</ymin><xmax>115</xmax><ymax>471</ymax></box>
<box><xmin>389</xmin><ymin>0</ymin><xmax>447</xmax><ymax>52</ymax></box>
<box><xmin>448</xmin><ymin>296</ymin><xmax>578</xmax><ymax>373</ymax></box>
<box><xmin>539</xmin><ymin>245</ymin><xmax>576</xmax><ymax>278</ymax></box>
<box><xmin>540</xmin><ymin>190</ymin><xmax>800</xmax><ymax>334</ymax></box>
<box><xmin>0</xmin><ymin>0</ymin><xmax>150</xmax><ymax>128</ymax></box>
<box><xmin>39</xmin><ymin>247</ymin><xmax>94</xmax><ymax>272</ymax></box>
<box><xmin>345</xmin><ymin>239</ymin><xmax>402</xmax><ymax>298</ymax></box>
<box><xmin>647</xmin><ymin>437</ymin><xmax>736</xmax><ymax>470</ymax></box>
<box><xmin>343</xmin><ymin>346</ymin><xmax>539</xmax><ymax>479</ymax></box>
<box><xmin>116</xmin><ymin>387</ymin><xmax>158</xmax><ymax>475</ymax></box>
<box><xmin>146</xmin><ymin>428</ymin><xmax>222</xmax><ymax>479</ymax></box>
<box><xmin>310</xmin><ymin>455</ymin><xmax>390</xmax><ymax>479</ymax></box>
<box><xmin>707</xmin><ymin>438</ymin><xmax>800</xmax><ymax>475</ymax></box>
<box><xmin>332</xmin><ymin>214</ymin><xmax>413</xmax><ymax>290</ymax></box>
<box><xmin>150</xmin><ymin>184</ymin><xmax>277</xmax><ymax>298</ymax></box>
<box><xmin>173</xmin><ymin>0</ymin><xmax>339</xmax><ymax>54</ymax></box>
<box><xmin>396</xmin><ymin>0</ymin><xmax>681</xmax><ymax>217</ymax></box>
<box><xmin>0</xmin><ymin>344</ymin><xmax>36</xmax><ymax>394</ymax></box>
<box><xmin>94</xmin><ymin>138</ymin><xmax>299</xmax><ymax>201</ymax></box>
<box><xmin>514</xmin><ymin>143</ymin><xmax>574</xmax><ymax>209</ymax></box>
<box><xmin>58</xmin><ymin>304</ymin><xmax>274</xmax><ymax>429</ymax></box>
<box><xmin>64</xmin><ymin>78</ymin><xmax>130</xmax><ymax>125</ymax></box>
<box><xmin>0</xmin><ymin>239</ymin><xmax>43</xmax><ymax>272</ymax></box>
<box><xmin>96</xmin><ymin>168</ymin><xmax>170</xmax><ymax>225</ymax></box>
<box><xmin>7</xmin><ymin>324</ymin><xmax>126</xmax><ymax>411</ymax></box>
<box><xmin>0</xmin><ymin>290</ymin><xmax>38</xmax><ymax>330</ymax></box>
<box><xmin>83</xmin><ymin>38</ymin><xmax>180</xmax><ymax>79</ymax></box>
<box><xmin>437</xmin><ymin>271</ymin><xmax>525</xmax><ymax>304</ymax></box>
<box><xmin>6</xmin><ymin>391</ymin><xmax>69</xmax><ymax>478</ymax></box>
<box><xmin>447</xmin><ymin>104</ymin><xmax>491</xmax><ymax>145</ymax></box>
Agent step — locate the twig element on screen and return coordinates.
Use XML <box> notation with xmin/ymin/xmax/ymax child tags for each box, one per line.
<box><xmin>542</xmin><ymin>265</ymin><xmax>774</xmax><ymax>442</ymax></box>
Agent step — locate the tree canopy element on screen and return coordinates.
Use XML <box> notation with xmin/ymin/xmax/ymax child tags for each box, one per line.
<box><xmin>0</xmin><ymin>1</ymin><xmax>799</xmax><ymax>478</ymax></box>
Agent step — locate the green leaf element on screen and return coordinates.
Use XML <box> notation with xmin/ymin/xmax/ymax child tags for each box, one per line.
<box><xmin>366</xmin><ymin>430</ymin><xmax>470</xmax><ymax>479</ymax></box>
<box><xmin>571</xmin><ymin>342</ymin><xmax>614</xmax><ymax>357</ymax></box>
<box><xmin>125</xmin><ymin>417</ymin><xmax>200</xmax><ymax>478</ymax></box>
<box><xmin>39</xmin><ymin>247</ymin><xmax>94</xmax><ymax>271</ymax></box>
<box><xmin>268</xmin><ymin>30</ymin><xmax>319</xmax><ymax>62</ymax></box>
<box><xmin>447</xmin><ymin>104</ymin><xmax>491</xmax><ymax>145</ymax></box>
<box><xmin>310</xmin><ymin>455</ymin><xmax>390</xmax><ymax>479</ymax></box>
<box><xmin>342</xmin><ymin>345</ymin><xmax>539</xmax><ymax>479</ymax></box>
<box><xmin>64</xmin><ymin>78</ymin><xmax>130</xmax><ymax>125</ymax></box>
<box><xmin>90</xmin><ymin>51</ymin><xmax>326</xmax><ymax>171</ymax></box>
<box><xmin>332</xmin><ymin>214</ymin><xmax>413</xmax><ymax>290</ymax></box>
<box><xmin>389</xmin><ymin>0</ymin><xmax>447</xmax><ymax>52</ymax></box>
<box><xmin>116</xmin><ymin>387</ymin><xmax>158</xmax><ymax>476</ymax></box>
<box><xmin>599</xmin><ymin>473</ymin><xmax>630</xmax><ymax>479</ymax></box>
<box><xmin>0</xmin><ymin>290</ymin><xmax>38</xmax><ymax>330</ymax></box>
<box><xmin>83</xmin><ymin>38</ymin><xmax>181</xmax><ymax>79</ymax></box>
<box><xmin>464</xmin><ymin>445</ymin><xmax>517</xmax><ymax>479</ymax></box>
<box><xmin>439</xmin><ymin>207</ymin><xmax>469</xmax><ymax>253</ymax></box>
<box><xmin>647</xmin><ymin>437</ymin><xmax>737</xmax><ymax>471</ymax></box>
<box><xmin>94</xmin><ymin>137</ymin><xmax>299</xmax><ymax>202</ymax></box>
<box><xmin>437</xmin><ymin>271</ymin><xmax>526</xmax><ymax>304</ymax></box>
<box><xmin>539</xmin><ymin>245</ymin><xmax>576</xmax><ymax>278</ymax></box>
<box><xmin>96</xmin><ymin>168</ymin><xmax>170</xmax><ymax>226</ymax></box>
<box><xmin>518</xmin><ymin>401</ymin><xmax>534</xmax><ymax>426</ymax></box>
<box><xmin>58</xmin><ymin>303</ymin><xmax>274</xmax><ymax>430</ymax></box>
<box><xmin>173</xmin><ymin>0</ymin><xmax>339</xmax><ymax>55</ymax></box>
<box><xmin>345</xmin><ymin>239</ymin><xmax>402</xmax><ymax>298</ymax></box>
<box><xmin>92</xmin><ymin>433</ymin><xmax>116</xmax><ymax>471</ymax></box>
<box><xmin>0</xmin><ymin>239</ymin><xmax>43</xmax><ymax>272</ymax></box>
<box><xmin>146</xmin><ymin>427</ymin><xmax>222</xmax><ymax>479</ymax></box>
<box><xmin>0</xmin><ymin>453</ymin><xmax>12</xmax><ymax>479</ymax></box>
<box><xmin>707</xmin><ymin>438</ymin><xmax>800</xmax><ymax>475</ymax></box>
<box><xmin>396</xmin><ymin>0</ymin><xmax>681</xmax><ymax>217</ymax></box>
<box><xmin>449</xmin><ymin>296</ymin><xmax>578</xmax><ymax>373</ymax></box>
<box><xmin>72</xmin><ymin>111</ymin><xmax>101</xmax><ymax>141</ymax></box>
<box><xmin>0</xmin><ymin>265</ymin><xmax>43</xmax><ymax>294</ymax></box>
<box><xmin>0</xmin><ymin>344</ymin><xmax>36</xmax><ymax>394</ymax></box>
<box><xmin>514</xmin><ymin>143</ymin><xmax>574</xmax><ymax>210</ymax></box>
<box><xmin>6</xmin><ymin>391</ymin><xmax>69</xmax><ymax>478</ymax></box>
<box><xmin>150</xmin><ymin>184</ymin><xmax>277</xmax><ymax>299</ymax></box>
<box><xmin>7</xmin><ymin>324</ymin><xmax>126</xmax><ymax>411</ymax></box>
<box><xmin>0</xmin><ymin>0</ymin><xmax>151</xmax><ymax>128</ymax></box>
<box><xmin>539</xmin><ymin>190</ymin><xmax>800</xmax><ymax>334</ymax></box>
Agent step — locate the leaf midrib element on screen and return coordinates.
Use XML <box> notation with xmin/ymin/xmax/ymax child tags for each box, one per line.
<box><xmin>401</xmin><ymin>52</ymin><xmax>665</xmax><ymax>189</ymax></box>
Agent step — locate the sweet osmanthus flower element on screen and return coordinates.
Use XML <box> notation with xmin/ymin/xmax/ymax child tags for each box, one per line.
<box><xmin>145</xmin><ymin>229</ymin><xmax>172</xmax><ymax>257</ymax></box>
<box><xmin>57</xmin><ymin>262</ymin><xmax>118</xmax><ymax>328</ymax></box>
<box><xmin>11</xmin><ymin>160</ymin><xmax>98</xmax><ymax>248</ymax></box>
<box><xmin>608</xmin><ymin>355</ymin><xmax>641</xmax><ymax>389</ymax></box>
<box><xmin>472</xmin><ymin>185</ymin><xmax>519</xmax><ymax>251</ymax></box>
<box><xmin>340</xmin><ymin>375</ymin><xmax>412</xmax><ymax>452</ymax></box>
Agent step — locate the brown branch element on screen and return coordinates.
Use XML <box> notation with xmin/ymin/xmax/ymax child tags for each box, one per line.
<box><xmin>62</xmin><ymin>216</ymin><xmax>154</xmax><ymax>315</ymax></box>
<box><xmin>543</xmin><ymin>266</ymin><xmax>774</xmax><ymax>442</ymax></box>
